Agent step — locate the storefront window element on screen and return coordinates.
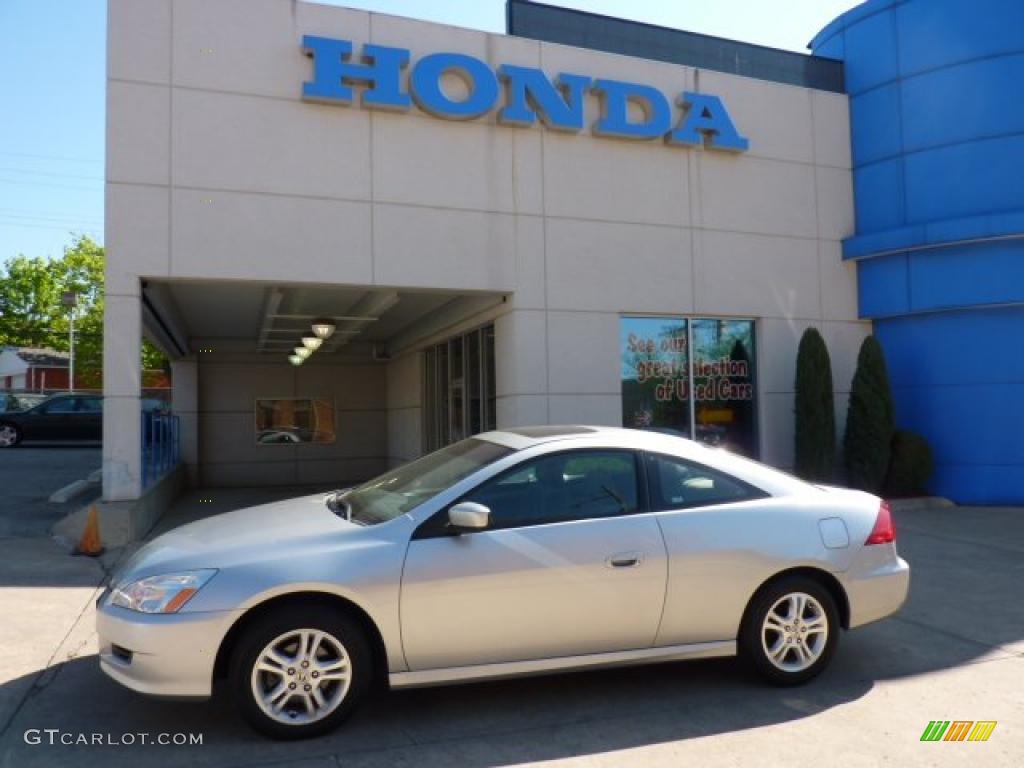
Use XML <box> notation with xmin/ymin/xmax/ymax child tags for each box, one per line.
<box><xmin>691</xmin><ymin>319</ymin><xmax>757</xmax><ymax>456</ymax></box>
<box><xmin>620</xmin><ymin>317</ymin><xmax>691</xmax><ymax>436</ymax></box>
<box><xmin>254</xmin><ymin>398</ymin><xmax>336</xmax><ymax>444</ymax></box>
<box><xmin>620</xmin><ymin>317</ymin><xmax>758</xmax><ymax>457</ymax></box>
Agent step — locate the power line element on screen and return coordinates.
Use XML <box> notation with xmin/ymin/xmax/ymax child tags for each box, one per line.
<box><xmin>0</xmin><ymin>220</ymin><xmax>102</xmax><ymax>235</ymax></box>
<box><xmin>0</xmin><ymin>219</ymin><xmax>103</xmax><ymax>228</ymax></box>
<box><xmin>0</xmin><ymin>150</ymin><xmax>102</xmax><ymax>165</ymax></box>
<box><xmin>0</xmin><ymin>175</ymin><xmax>101</xmax><ymax>192</ymax></box>
<box><xmin>0</xmin><ymin>208</ymin><xmax>104</xmax><ymax>224</ymax></box>
<box><xmin>0</xmin><ymin>166</ymin><xmax>104</xmax><ymax>182</ymax></box>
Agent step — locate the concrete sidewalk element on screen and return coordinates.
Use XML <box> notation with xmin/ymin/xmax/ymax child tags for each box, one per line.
<box><xmin>0</xmin><ymin>504</ymin><xmax>1021</xmax><ymax>767</ymax></box>
<box><xmin>0</xmin><ymin>446</ymin><xmax>100</xmax><ymax>538</ymax></box>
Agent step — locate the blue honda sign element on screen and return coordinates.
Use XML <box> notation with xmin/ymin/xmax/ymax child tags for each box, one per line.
<box><xmin>302</xmin><ymin>36</ymin><xmax>749</xmax><ymax>152</ymax></box>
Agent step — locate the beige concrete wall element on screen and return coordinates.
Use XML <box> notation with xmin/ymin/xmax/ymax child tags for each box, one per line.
<box><xmin>384</xmin><ymin>352</ymin><xmax>422</xmax><ymax>468</ymax></box>
<box><xmin>106</xmin><ymin>0</ymin><xmax>865</xmax><ymax>486</ymax></box>
<box><xmin>196</xmin><ymin>355</ymin><xmax>387</xmax><ymax>487</ymax></box>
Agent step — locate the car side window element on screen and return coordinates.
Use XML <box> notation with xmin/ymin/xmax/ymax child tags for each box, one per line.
<box><xmin>462</xmin><ymin>450</ymin><xmax>640</xmax><ymax>531</ymax></box>
<box><xmin>39</xmin><ymin>397</ymin><xmax>77</xmax><ymax>414</ymax></box>
<box><xmin>645</xmin><ymin>453</ymin><xmax>765</xmax><ymax>510</ymax></box>
<box><xmin>78</xmin><ymin>398</ymin><xmax>102</xmax><ymax>413</ymax></box>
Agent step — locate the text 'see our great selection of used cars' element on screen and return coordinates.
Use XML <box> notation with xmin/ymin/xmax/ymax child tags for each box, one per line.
<box><xmin>96</xmin><ymin>426</ymin><xmax>909</xmax><ymax>739</ymax></box>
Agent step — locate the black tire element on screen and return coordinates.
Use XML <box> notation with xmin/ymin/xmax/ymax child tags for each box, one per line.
<box><xmin>739</xmin><ymin>576</ymin><xmax>839</xmax><ymax>686</ymax></box>
<box><xmin>0</xmin><ymin>423</ymin><xmax>21</xmax><ymax>448</ymax></box>
<box><xmin>229</xmin><ymin>604</ymin><xmax>373</xmax><ymax>740</ymax></box>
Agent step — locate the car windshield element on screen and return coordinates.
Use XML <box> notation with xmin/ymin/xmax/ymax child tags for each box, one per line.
<box><xmin>337</xmin><ymin>438</ymin><xmax>513</xmax><ymax>526</ymax></box>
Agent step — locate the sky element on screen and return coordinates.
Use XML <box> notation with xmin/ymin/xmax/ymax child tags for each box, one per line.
<box><xmin>0</xmin><ymin>0</ymin><xmax>860</xmax><ymax>262</ymax></box>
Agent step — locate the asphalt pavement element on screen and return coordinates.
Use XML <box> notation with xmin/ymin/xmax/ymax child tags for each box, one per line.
<box><xmin>0</xmin><ymin>445</ymin><xmax>100</xmax><ymax>538</ymax></box>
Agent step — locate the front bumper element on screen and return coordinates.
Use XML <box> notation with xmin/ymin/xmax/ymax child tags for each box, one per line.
<box><xmin>96</xmin><ymin>599</ymin><xmax>244</xmax><ymax>698</ymax></box>
<box><xmin>841</xmin><ymin>545</ymin><xmax>911</xmax><ymax>628</ymax></box>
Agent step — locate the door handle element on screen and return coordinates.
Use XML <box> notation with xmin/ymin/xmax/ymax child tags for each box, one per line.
<box><xmin>606</xmin><ymin>551</ymin><xmax>642</xmax><ymax>568</ymax></box>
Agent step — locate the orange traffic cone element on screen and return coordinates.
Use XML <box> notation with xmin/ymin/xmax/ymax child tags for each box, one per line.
<box><xmin>74</xmin><ymin>505</ymin><xmax>104</xmax><ymax>557</ymax></box>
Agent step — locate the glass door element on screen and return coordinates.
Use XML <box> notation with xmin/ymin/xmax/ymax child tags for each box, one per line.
<box><xmin>423</xmin><ymin>323</ymin><xmax>496</xmax><ymax>451</ymax></box>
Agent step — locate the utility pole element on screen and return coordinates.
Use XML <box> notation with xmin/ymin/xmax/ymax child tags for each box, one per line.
<box><xmin>62</xmin><ymin>291</ymin><xmax>78</xmax><ymax>393</ymax></box>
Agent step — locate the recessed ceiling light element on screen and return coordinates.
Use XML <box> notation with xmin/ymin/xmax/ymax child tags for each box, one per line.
<box><xmin>311</xmin><ymin>320</ymin><xmax>336</xmax><ymax>340</ymax></box>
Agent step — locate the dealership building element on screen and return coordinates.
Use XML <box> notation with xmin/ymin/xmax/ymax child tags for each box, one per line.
<box><xmin>100</xmin><ymin>0</ymin><xmax>1023</xmax><ymax>530</ymax></box>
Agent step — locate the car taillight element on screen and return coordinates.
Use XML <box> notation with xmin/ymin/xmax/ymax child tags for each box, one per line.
<box><xmin>865</xmin><ymin>501</ymin><xmax>896</xmax><ymax>545</ymax></box>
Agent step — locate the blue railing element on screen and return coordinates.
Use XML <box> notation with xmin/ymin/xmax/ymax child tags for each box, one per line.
<box><xmin>142</xmin><ymin>412</ymin><xmax>180</xmax><ymax>489</ymax></box>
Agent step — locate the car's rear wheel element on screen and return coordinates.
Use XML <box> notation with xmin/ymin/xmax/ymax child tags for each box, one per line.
<box><xmin>0</xmin><ymin>423</ymin><xmax>21</xmax><ymax>448</ymax></box>
<box><xmin>740</xmin><ymin>576</ymin><xmax>839</xmax><ymax>685</ymax></box>
<box><xmin>229</xmin><ymin>605</ymin><xmax>372</xmax><ymax>740</ymax></box>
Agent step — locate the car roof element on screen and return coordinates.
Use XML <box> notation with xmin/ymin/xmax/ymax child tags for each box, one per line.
<box><xmin>477</xmin><ymin>425</ymin><xmax>620</xmax><ymax>450</ymax></box>
<box><xmin>476</xmin><ymin>425</ymin><xmax>814</xmax><ymax>497</ymax></box>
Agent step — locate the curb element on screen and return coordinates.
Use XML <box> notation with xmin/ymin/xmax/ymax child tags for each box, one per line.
<box><xmin>886</xmin><ymin>496</ymin><xmax>956</xmax><ymax>512</ymax></box>
<box><xmin>48</xmin><ymin>469</ymin><xmax>102</xmax><ymax>504</ymax></box>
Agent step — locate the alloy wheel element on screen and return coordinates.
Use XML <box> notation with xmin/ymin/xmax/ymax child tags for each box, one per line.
<box><xmin>0</xmin><ymin>425</ymin><xmax>18</xmax><ymax>447</ymax></box>
<box><xmin>760</xmin><ymin>591</ymin><xmax>829</xmax><ymax>673</ymax></box>
<box><xmin>250</xmin><ymin>628</ymin><xmax>352</xmax><ymax>726</ymax></box>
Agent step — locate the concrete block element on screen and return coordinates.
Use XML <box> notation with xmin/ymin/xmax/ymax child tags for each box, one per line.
<box><xmin>173</xmin><ymin>0</ymin><xmax>370</xmax><ymax>101</ymax></box>
<box><xmin>373</xmin><ymin>204</ymin><xmax>517</xmax><ymax>291</ymax></box>
<box><xmin>542</xmin><ymin>130</ymin><xmax>689</xmax><ymax>227</ymax></box>
<box><xmin>171</xmin><ymin>189</ymin><xmax>373</xmax><ymax>284</ymax></box>
<box><xmin>816</xmin><ymin>165</ymin><xmax>856</xmax><ymax>240</ymax></box>
<box><xmin>545</xmin><ymin>218</ymin><xmax>693</xmax><ymax>313</ymax></box>
<box><xmin>812</xmin><ymin>90</ymin><xmax>852</xmax><ymax>169</ymax></box>
<box><xmin>372</xmin><ymin>112</ymin><xmax>542</xmax><ymax>215</ymax></box>
<box><xmin>699</xmin><ymin>153</ymin><xmax>817</xmax><ymax>239</ymax></box>
<box><xmin>546</xmin><ymin>311</ymin><xmax>620</xmax><ymax>395</ymax></box>
<box><xmin>699</xmin><ymin>70</ymin><xmax>814</xmax><ymax>165</ymax></box>
<box><xmin>104</xmin><ymin>184</ymin><xmax>170</xmax><ymax>296</ymax></box>
<box><xmin>173</xmin><ymin>89</ymin><xmax>372</xmax><ymax>200</ymax></box>
<box><xmin>547</xmin><ymin>394</ymin><xmax>621</xmax><ymax>426</ymax></box>
<box><xmin>494</xmin><ymin>311</ymin><xmax>548</xmax><ymax>396</ymax></box>
<box><xmin>108</xmin><ymin>0</ymin><xmax>171</xmax><ymax>84</ymax></box>
<box><xmin>107</xmin><ymin>81</ymin><xmax>170</xmax><ymax>185</ymax></box>
<box><xmin>496</xmin><ymin>394</ymin><xmax>548</xmax><ymax>427</ymax></box>
<box><xmin>695</xmin><ymin>231</ymin><xmax>819</xmax><ymax>319</ymax></box>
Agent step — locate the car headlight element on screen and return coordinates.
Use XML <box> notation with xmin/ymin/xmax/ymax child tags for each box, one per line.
<box><xmin>109</xmin><ymin>569</ymin><xmax>217</xmax><ymax>614</ymax></box>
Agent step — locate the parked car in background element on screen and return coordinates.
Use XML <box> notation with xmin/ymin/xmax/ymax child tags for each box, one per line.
<box><xmin>257</xmin><ymin>427</ymin><xmax>315</xmax><ymax>444</ymax></box>
<box><xmin>142</xmin><ymin>397</ymin><xmax>170</xmax><ymax>414</ymax></box>
<box><xmin>97</xmin><ymin>426</ymin><xmax>909</xmax><ymax>740</ymax></box>
<box><xmin>0</xmin><ymin>394</ymin><xmax>103</xmax><ymax>447</ymax></box>
<box><xmin>0</xmin><ymin>392</ymin><xmax>48</xmax><ymax>413</ymax></box>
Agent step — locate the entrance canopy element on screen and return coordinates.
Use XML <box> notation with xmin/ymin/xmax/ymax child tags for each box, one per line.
<box><xmin>141</xmin><ymin>280</ymin><xmax>506</xmax><ymax>364</ymax></box>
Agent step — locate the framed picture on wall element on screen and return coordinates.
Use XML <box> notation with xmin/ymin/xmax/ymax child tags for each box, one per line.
<box><xmin>254</xmin><ymin>397</ymin><xmax>336</xmax><ymax>445</ymax></box>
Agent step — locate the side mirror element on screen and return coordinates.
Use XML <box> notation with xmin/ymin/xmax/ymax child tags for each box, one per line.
<box><xmin>448</xmin><ymin>502</ymin><xmax>490</xmax><ymax>533</ymax></box>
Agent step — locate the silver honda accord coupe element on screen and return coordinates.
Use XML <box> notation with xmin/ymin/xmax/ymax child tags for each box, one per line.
<box><xmin>97</xmin><ymin>426</ymin><xmax>909</xmax><ymax>739</ymax></box>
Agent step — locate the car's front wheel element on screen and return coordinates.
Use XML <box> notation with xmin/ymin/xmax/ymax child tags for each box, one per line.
<box><xmin>0</xmin><ymin>423</ymin><xmax>21</xmax><ymax>448</ymax></box>
<box><xmin>229</xmin><ymin>605</ymin><xmax>372</xmax><ymax>740</ymax></box>
<box><xmin>740</xmin><ymin>576</ymin><xmax>839</xmax><ymax>685</ymax></box>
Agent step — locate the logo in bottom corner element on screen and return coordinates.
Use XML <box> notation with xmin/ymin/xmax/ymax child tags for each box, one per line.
<box><xmin>920</xmin><ymin>720</ymin><xmax>997</xmax><ymax>742</ymax></box>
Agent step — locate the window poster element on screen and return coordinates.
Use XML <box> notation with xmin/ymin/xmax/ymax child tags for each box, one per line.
<box><xmin>620</xmin><ymin>317</ymin><xmax>758</xmax><ymax>456</ymax></box>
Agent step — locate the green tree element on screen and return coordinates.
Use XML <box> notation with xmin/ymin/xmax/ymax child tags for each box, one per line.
<box><xmin>794</xmin><ymin>328</ymin><xmax>836</xmax><ymax>481</ymax></box>
<box><xmin>0</xmin><ymin>235</ymin><xmax>165</xmax><ymax>382</ymax></box>
<box><xmin>844</xmin><ymin>335</ymin><xmax>895</xmax><ymax>492</ymax></box>
<box><xmin>883</xmin><ymin>429</ymin><xmax>934</xmax><ymax>497</ymax></box>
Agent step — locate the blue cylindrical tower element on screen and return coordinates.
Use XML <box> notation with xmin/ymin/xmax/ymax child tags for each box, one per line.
<box><xmin>812</xmin><ymin>0</ymin><xmax>1024</xmax><ymax>503</ymax></box>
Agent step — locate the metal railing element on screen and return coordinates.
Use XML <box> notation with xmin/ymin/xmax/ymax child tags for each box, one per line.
<box><xmin>142</xmin><ymin>411</ymin><xmax>180</xmax><ymax>489</ymax></box>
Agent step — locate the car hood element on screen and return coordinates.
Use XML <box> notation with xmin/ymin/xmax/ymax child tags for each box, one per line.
<box><xmin>114</xmin><ymin>493</ymin><xmax>361</xmax><ymax>583</ymax></box>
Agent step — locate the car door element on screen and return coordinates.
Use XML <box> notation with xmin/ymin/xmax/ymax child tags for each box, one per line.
<box><xmin>643</xmin><ymin>452</ymin><xmax>776</xmax><ymax>647</ymax></box>
<box><xmin>400</xmin><ymin>449</ymin><xmax>668</xmax><ymax>670</ymax></box>
<box><xmin>76</xmin><ymin>396</ymin><xmax>103</xmax><ymax>439</ymax></box>
<box><xmin>27</xmin><ymin>396</ymin><xmax>79</xmax><ymax>439</ymax></box>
